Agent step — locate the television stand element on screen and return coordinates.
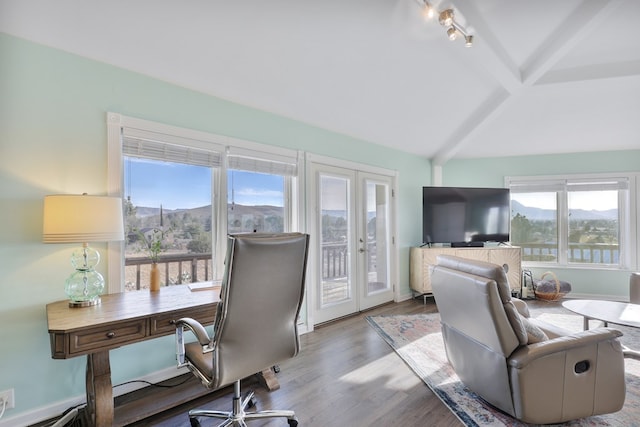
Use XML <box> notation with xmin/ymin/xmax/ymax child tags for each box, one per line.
<box><xmin>409</xmin><ymin>246</ymin><xmax>522</xmax><ymax>299</ymax></box>
<box><xmin>451</xmin><ymin>241</ymin><xmax>484</xmax><ymax>247</ymax></box>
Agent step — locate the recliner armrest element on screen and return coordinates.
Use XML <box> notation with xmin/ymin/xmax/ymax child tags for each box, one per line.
<box><xmin>508</xmin><ymin>327</ymin><xmax>623</xmax><ymax>368</ymax></box>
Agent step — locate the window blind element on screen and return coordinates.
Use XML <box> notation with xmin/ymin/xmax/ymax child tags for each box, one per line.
<box><xmin>227</xmin><ymin>148</ymin><xmax>298</xmax><ymax>176</ymax></box>
<box><xmin>566</xmin><ymin>178</ymin><xmax>629</xmax><ymax>192</ymax></box>
<box><xmin>509</xmin><ymin>178</ymin><xmax>629</xmax><ymax>193</ymax></box>
<box><xmin>507</xmin><ymin>180</ymin><xmax>564</xmax><ymax>193</ymax></box>
<box><xmin>122</xmin><ymin>128</ymin><xmax>223</xmax><ymax>167</ymax></box>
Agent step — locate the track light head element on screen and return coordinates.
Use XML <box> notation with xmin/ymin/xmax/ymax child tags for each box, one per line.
<box><xmin>439</xmin><ymin>9</ymin><xmax>455</xmax><ymax>27</ymax></box>
<box><xmin>464</xmin><ymin>34</ymin><xmax>473</xmax><ymax>47</ymax></box>
<box><xmin>447</xmin><ymin>27</ymin><xmax>457</xmax><ymax>41</ymax></box>
<box><xmin>424</xmin><ymin>6</ymin><xmax>434</xmax><ymax>19</ymax></box>
<box><xmin>415</xmin><ymin>0</ymin><xmax>434</xmax><ymax>20</ymax></box>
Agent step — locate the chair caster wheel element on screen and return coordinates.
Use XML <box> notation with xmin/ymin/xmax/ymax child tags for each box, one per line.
<box><xmin>189</xmin><ymin>417</ymin><xmax>201</xmax><ymax>427</ymax></box>
<box><xmin>272</xmin><ymin>364</ymin><xmax>281</xmax><ymax>373</ymax></box>
<box><xmin>287</xmin><ymin>418</ymin><xmax>298</xmax><ymax>427</ymax></box>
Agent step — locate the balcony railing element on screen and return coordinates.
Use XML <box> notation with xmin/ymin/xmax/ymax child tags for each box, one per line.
<box><xmin>125</xmin><ymin>253</ymin><xmax>214</xmax><ymax>291</ymax></box>
<box><xmin>520</xmin><ymin>243</ymin><xmax>620</xmax><ymax>264</ymax></box>
<box><xmin>322</xmin><ymin>242</ymin><xmax>376</xmax><ymax>280</ymax></box>
<box><xmin>125</xmin><ymin>242</ymin><xmax>377</xmax><ymax>291</ymax></box>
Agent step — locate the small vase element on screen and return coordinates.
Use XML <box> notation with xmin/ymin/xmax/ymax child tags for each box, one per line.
<box><xmin>150</xmin><ymin>263</ymin><xmax>161</xmax><ymax>292</ymax></box>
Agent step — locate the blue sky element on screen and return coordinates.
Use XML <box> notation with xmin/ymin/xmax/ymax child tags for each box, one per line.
<box><xmin>125</xmin><ymin>158</ymin><xmax>284</xmax><ymax>210</ymax></box>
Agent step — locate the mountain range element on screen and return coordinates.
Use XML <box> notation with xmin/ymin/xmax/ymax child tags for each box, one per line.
<box><xmin>511</xmin><ymin>200</ymin><xmax>617</xmax><ymax>221</ymax></box>
<box><xmin>135</xmin><ymin>204</ymin><xmax>282</xmax><ymax>220</ymax></box>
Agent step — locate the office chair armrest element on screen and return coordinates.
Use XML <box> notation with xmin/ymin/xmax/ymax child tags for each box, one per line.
<box><xmin>175</xmin><ymin>317</ymin><xmax>212</xmax><ymax>367</ymax></box>
<box><xmin>176</xmin><ymin>317</ymin><xmax>211</xmax><ymax>345</ymax></box>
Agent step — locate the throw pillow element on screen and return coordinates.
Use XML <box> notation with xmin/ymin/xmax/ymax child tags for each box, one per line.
<box><xmin>519</xmin><ymin>314</ymin><xmax>549</xmax><ymax>344</ymax></box>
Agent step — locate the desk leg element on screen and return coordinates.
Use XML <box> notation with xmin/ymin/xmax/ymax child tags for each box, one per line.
<box><xmin>256</xmin><ymin>368</ymin><xmax>280</xmax><ymax>391</ymax></box>
<box><xmin>86</xmin><ymin>351</ymin><xmax>113</xmax><ymax>426</ymax></box>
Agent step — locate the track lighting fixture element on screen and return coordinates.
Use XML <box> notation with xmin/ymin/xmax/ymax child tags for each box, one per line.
<box><xmin>439</xmin><ymin>9</ymin><xmax>473</xmax><ymax>47</ymax></box>
<box><xmin>414</xmin><ymin>2</ymin><xmax>474</xmax><ymax>47</ymax></box>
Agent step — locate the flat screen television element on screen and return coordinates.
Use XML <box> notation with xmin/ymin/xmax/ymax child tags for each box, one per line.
<box><xmin>422</xmin><ymin>186</ymin><xmax>510</xmax><ymax>246</ymax></box>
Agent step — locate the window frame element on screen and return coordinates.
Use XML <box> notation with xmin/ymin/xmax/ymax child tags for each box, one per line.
<box><xmin>506</xmin><ymin>172</ymin><xmax>638</xmax><ymax>271</ymax></box>
<box><xmin>107</xmin><ymin>112</ymin><xmax>303</xmax><ymax>293</ymax></box>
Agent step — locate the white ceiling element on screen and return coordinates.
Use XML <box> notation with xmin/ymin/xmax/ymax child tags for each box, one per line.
<box><xmin>1</xmin><ymin>0</ymin><xmax>639</xmax><ymax>162</ymax></box>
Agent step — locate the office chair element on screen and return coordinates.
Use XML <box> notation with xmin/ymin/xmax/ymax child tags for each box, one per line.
<box><xmin>175</xmin><ymin>233</ymin><xmax>309</xmax><ymax>427</ymax></box>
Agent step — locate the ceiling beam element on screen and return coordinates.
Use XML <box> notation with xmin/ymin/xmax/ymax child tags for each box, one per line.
<box><xmin>522</xmin><ymin>0</ymin><xmax>623</xmax><ymax>86</ymax></box>
<box><xmin>432</xmin><ymin>88</ymin><xmax>512</xmax><ymax>166</ymax></box>
<box><xmin>428</xmin><ymin>0</ymin><xmax>522</xmax><ymax>167</ymax></box>
<box><xmin>454</xmin><ymin>0</ymin><xmax>522</xmax><ymax>94</ymax></box>
<box><xmin>537</xmin><ymin>60</ymin><xmax>640</xmax><ymax>85</ymax></box>
<box><xmin>430</xmin><ymin>0</ymin><xmax>625</xmax><ymax>168</ymax></box>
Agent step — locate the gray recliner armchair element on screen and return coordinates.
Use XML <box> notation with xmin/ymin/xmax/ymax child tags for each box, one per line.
<box><xmin>431</xmin><ymin>255</ymin><xmax>626</xmax><ymax>424</ymax></box>
<box><xmin>175</xmin><ymin>233</ymin><xmax>310</xmax><ymax>427</ymax></box>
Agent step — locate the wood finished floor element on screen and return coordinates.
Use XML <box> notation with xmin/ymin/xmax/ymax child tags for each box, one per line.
<box><xmin>126</xmin><ymin>297</ymin><xmax>463</xmax><ymax>426</ymax></box>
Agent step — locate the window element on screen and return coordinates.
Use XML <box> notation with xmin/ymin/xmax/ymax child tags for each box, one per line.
<box><xmin>226</xmin><ymin>149</ymin><xmax>299</xmax><ymax>234</ymax></box>
<box><xmin>107</xmin><ymin>114</ymin><xmax>301</xmax><ymax>292</ymax></box>
<box><xmin>228</xmin><ymin>170</ymin><xmax>284</xmax><ymax>233</ymax></box>
<box><xmin>123</xmin><ymin>157</ymin><xmax>214</xmax><ymax>290</ymax></box>
<box><xmin>507</xmin><ymin>175</ymin><xmax>630</xmax><ymax>268</ymax></box>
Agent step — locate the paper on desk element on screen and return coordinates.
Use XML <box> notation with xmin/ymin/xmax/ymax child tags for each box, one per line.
<box><xmin>188</xmin><ymin>281</ymin><xmax>222</xmax><ymax>291</ymax></box>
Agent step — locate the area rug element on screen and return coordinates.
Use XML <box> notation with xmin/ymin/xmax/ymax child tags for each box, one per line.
<box><xmin>366</xmin><ymin>308</ymin><xmax>640</xmax><ymax>427</ymax></box>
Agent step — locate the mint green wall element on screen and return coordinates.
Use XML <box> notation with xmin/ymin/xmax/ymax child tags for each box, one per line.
<box><xmin>442</xmin><ymin>151</ymin><xmax>640</xmax><ymax>187</ymax></box>
<box><xmin>443</xmin><ymin>152</ymin><xmax>640</xmax><ymax>298</ymax></box>
<box><xmin>0</xmin><ymin>33</ymin><xmax>431</xmax><ymax>421</ymax></box>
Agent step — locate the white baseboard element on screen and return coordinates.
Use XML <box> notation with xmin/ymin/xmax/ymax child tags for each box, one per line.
<box><xmin>0</xmin><ymin>366</ymin><xmax>189</xmax><ymax>427</ymax></box>
<box><xmin>397</xmin><ymin>291</ymin><xmax>414</xmax><ymax>302</ymax></box>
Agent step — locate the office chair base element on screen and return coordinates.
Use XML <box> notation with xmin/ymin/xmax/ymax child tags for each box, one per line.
<box><xmin>189</xmin><ymin>385</ymin><xmax>298</xmax><ymax>427</ymax></box>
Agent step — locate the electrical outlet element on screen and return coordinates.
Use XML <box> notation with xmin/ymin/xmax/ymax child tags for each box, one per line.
<box><xmin>0</xmin><ymin>389</ymin><xmax>14</xmax><ymax>410</ymax></box>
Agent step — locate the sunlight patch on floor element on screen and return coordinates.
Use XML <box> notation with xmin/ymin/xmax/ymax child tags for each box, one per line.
<box><xmin>338</xmin><ymin>352</ymin><xmax>422</xmax><ymax>389</ymax></box>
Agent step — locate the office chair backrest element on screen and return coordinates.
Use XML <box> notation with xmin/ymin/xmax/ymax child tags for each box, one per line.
<box><xmin>212</xmin><ymin>233</ymin><xmax>309</xmax><ymax>389</ymax></box>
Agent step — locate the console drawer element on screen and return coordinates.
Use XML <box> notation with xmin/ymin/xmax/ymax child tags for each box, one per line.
<box><xmin>150</xmin><ymin>307</ymin><xmax>216</xmax><ymax>336</ymax></box>
<box><xmin>69</xmin><ymin>319</ymin><xmax>147</xmax><ymax>354</ymax></box>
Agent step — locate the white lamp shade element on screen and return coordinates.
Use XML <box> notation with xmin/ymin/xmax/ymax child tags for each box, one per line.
<box><xmin>43</xmin><ymin>194</ymin><xmax>125</xmax><ymax>243</ymax></box>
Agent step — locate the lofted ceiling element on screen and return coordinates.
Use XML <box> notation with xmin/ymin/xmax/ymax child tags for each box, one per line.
<box><xmin>1</xmin><ymin>0</ymin><xmax>639</xmax><ymax>163</ymax></box>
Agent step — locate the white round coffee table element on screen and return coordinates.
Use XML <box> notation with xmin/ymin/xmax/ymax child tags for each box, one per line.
<box><xmin>563</xmin><ymin>299</ymin><xmax>640</xmax><ymax>360</ymax></box>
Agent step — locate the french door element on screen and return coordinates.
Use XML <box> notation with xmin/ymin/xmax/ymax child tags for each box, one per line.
<box><xmin>309</xmin><ymin>161</ymin><xmax>395</xmax><ymax>325</ymax></box>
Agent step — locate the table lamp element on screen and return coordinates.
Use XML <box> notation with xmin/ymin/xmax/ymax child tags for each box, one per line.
<box><xmin>43</xmin><ymin>194</ymin><xmax>125</xmax><ymax>307</ymax></box>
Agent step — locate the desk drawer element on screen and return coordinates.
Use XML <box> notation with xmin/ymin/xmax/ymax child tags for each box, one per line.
<box><xmin>70</xmin><ymin>319</ymin><xmax>147</xmax><ymax>354</ymax></box>
<box><xmin>150</xmin><ymin>307</ymin><xmax>215</xmax><ymax>336</ymax></box>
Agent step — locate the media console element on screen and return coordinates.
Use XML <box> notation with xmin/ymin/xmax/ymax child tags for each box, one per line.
<box><xmin>410</xmin><ymin>246</ymin><xmax>522</xmax><ymax>301</ymax></box>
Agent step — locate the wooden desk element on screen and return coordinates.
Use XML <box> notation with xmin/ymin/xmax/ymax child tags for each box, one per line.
<box><xmin>47</xmin><ymin>285</ymin><xmax>220</xmax><ymax>426</ymax></box>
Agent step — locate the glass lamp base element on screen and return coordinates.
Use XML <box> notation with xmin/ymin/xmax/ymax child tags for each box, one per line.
<box><xmin>65</xmin><ymin>267</ymin><xmax>104</xmax><ymax>308</ymax></box>
<box><xmin>69</xmin><ymin>297</ymin><xmax>101</xmax><ymax>308</ymax></box>
<box><xmin>64</xmin><ymin>244</ymin><xmax>105</xmax><ymax>308</ymax></box>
